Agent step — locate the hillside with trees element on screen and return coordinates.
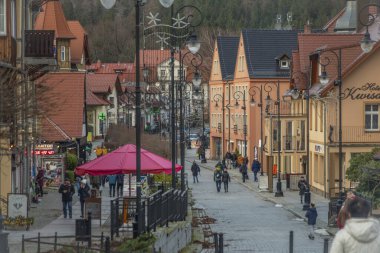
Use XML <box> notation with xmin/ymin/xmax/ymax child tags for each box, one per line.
<box><xmin>60</xmin><ymin>0</ymin><xmax>346</xmax><ymax>63</ymax></box>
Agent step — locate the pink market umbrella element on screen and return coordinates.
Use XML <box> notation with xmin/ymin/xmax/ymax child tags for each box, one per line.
<box><xmin>75</xmin><ymin>144</ymin><xmax>182</xmax><ymax>176</ymax></box>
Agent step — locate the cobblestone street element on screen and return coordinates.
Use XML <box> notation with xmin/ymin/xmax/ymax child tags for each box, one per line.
<box><xmin>186</xmin><ymin>152</ymin><xmax>332</xmax><ymax>252</ymax></box>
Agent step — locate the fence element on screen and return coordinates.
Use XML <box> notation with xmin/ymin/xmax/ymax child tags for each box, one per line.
<box><xmin>110</xmin><ymin>189</ymin><xmax>188</xmax><ymax>240</ymax></box>
<box><xmin>21</xmin><ymin>232</ymin><xmax>111</xmax><ymax>253</ymax></box>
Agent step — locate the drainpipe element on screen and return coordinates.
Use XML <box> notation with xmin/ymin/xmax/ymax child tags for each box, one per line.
<box><xmin>323</xmin><ymin>101</ymin><xmax>327</xmax><ymax>198</ymax></box>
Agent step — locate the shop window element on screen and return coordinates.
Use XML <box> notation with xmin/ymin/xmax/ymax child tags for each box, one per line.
<box><xmin>365</xmin><ymin>104</ymin><xmax>379</xmax><ymax>131</ymax></box>
<box><xmin>0</xmin><ymin>0</ymin><xmax>5</xmax><ymax>35</ymax></box>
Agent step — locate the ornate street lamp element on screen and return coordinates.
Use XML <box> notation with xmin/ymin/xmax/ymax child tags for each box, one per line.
<box><xmin>249</xmin><ymin>85</ymin><xmax>263</xmax><ymax>175</ymax></box>
<box><xmin>264</xmin><ymin>81</ymin><xmax>283</xmax><ymax>197</ymax></box>
<box><xmin>232</xmin><ymin>90</ymin><xmax>247</xmax><ymax>159</ymax></box>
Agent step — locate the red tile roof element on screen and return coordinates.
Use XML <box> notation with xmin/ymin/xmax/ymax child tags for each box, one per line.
<box><xmin>34</xmin><ymin>0</ymin><xmax>75</xmax><ymax>39</ymax></box>
<box><xmin>86</xmin><ymin>73</ymin><xmax>119</xmax><ymax>94</ymax></box>
<box><xmin>86</xmin><ymin>89</ymin><xmax>110</xmax><ymax>106</ymax></box>
<box><xmin>87</xmin><ymin>62</ymin><xmax>135</xmax><ymax>83</ymax></box>
<box><xmin>67</xmin><ymin>21</ymin><xmax>88</xmax><ymax>64</ymax></box>
<box><xmin>37</xmin><ymin>72</ymin><xmax>85</xmax><ymax>142</ymax></box>
<box><xmin>320</xmin><ymin>41</ymin><xmax>380</xmax><ymax>96</ymax></box>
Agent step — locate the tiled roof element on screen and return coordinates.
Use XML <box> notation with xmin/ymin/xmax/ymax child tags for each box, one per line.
<box><xmin>87</xmin><ymin>62</ymin><xmax>135</xmax><ymax>83</ymax></box>
<box><xmin>34</xmin><ymin>0</ymin><xmax>75</xmax><ymax>39</ymax></box>
<box><xmin>217</xmin><ymin>36</ymin><xmax>239</xmax><ymax>80</ymax></box>
<box><xmin>297</xmin><ymin>33</ymin><xmax>363</xmax><ymax>74</ymax></box>
<box><xmin>67</xmin><ymin>21</ymin><xmax>89</xmax><ymax>64</ymax></box>
<box><xmin>320</xmin><ymin>41</ymin><xmax>380</xmax><ymax>96</ymax></box>
<box><xmin>86</xmin><ymin>73</ymin><xmax>119</xmax><ymax>94</ymax></box>
<box><xmin>86</xmin><ymin>89</ymin><xmax>110</xmax><ymax>106</ymax></box>
<box><xmin>242</xmin><ymin>29</ymin><xmax>299</xmax><ymax>78</ymax></box>
<box><xmin>38</xmin><ymin>72</ymin><xmax>85</xmax><ymax>142</ymax></box>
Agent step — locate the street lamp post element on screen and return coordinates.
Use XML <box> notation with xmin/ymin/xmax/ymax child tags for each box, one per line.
<box><xmin>232</xmin><ymin>90</ymin><xmax>247</xmax><ymax>158</ymax></box>
<box><xmin>249</xmin><ymin>85</ymin><xmax>264</xmax><ymax>175</ymax></box>
<box><xmin>194</xmin><ymin>88</ymin><xmax>207</xmax><ymax>163</ymax></box>
<box><xmin>264</xmin><ymin>81</ymin><xmax>283</xmax><ymax>197</ymax></box>
<box><xmin>212</xmin><ymin>81</ymin><xmax>232</xmax><ymax>159</ymax></box>
<box><xmin>100</xmin><ymin>0</ymin><xmax>176</xmax><ymax>236</ymax></box>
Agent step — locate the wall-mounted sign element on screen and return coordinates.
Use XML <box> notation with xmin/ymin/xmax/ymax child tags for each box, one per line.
<box><xmin>314</xmin><ymin>144</ymin><xmax>324</xmax><ymax>154</ymax></box>
<box><xmin>35</xmin><ymin>144</ymin><xmax>54</xmax><ymax>150</ymax></box>
<box><xmin>33</xmin><ymin>150</ymin><xmax>55</xmax><ymax>155</ymax></box>
<box><xmin>342</xmin><ymin>83</ymin><xmax>380</xmax><ymax>100</ymax></box>
<box><xmin>8</xmin><ymin>194</ymin><xmax>28</xmax><ymax>218</ymax></box>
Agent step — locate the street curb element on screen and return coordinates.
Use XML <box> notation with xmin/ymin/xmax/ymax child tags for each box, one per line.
<box><xmin>189</xmin><ymin>159</ymin><xmax>334</xmax><ymax>235</ymax></box>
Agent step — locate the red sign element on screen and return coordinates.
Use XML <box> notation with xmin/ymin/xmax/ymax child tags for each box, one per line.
<box><xmin>33</xmin><ymin>150</ymin><xmax>55</xmax><ymax>155</ymax></box>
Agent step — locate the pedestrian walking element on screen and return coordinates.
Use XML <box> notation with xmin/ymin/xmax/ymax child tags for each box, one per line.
<box><xmin>116</xmin><ymin>174</ymin><xmax>124</xmax><ymax>197</ymax></box>
<box><xmin>305</xmin><ymin>203</ymin><xmax>318</xmax><ymax>240</ymax></box>
<box><xmin>58</xmin><ymin>179</ymin><xmax>75</xmax><ymax>219</ymax></box>
<box><xmin>298</xmin><ymin>176</ymin><xmax>309</xmax><ymax>204</ymax></box>
<box><xmin>78</xmin><ymin>179</ymin><xmax>90</xmax><ymax>218</ymax></box>
<box><xmin>222</xmin><ymin>169</ymin><xmax>231</xmax><ymax>193</ymax></box>
<box><xmin>251</xmin><ymin>159</ymin><xmax>261</xmax><ymax>182</ymax></box>
<box><xmin>337</xmin><ymin>190</ymin><xmax>356</xmax><ymax>229</ymax></box>
<box><xmin>191</xmin><ymin>161</ymin><xmax>200</xmax><ymax>183</ymax></box>
<box><xmin>107</xmin><ymin>174</ymin><xmax>117</xmax><ymax>197</ymax></box>
<box><xmin>214</xmin><ymin>167</ymin><xmax>222</xmax><ymax>192</ymax></box>
<box><xmin>330</xmin><ymin>197</ymin><xmax>380</xmax><ymax>253</ymax></box>
<box><xmin>36</xmin><ymin>168</ymin><xmax>45</xmax><ymax>197</ymax></box>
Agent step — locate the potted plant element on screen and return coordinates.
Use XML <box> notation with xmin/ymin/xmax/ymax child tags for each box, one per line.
<box><xmin>4</xmin><ymin>216</ymin><xmax>34</xmax><ymax>231</ymax></box>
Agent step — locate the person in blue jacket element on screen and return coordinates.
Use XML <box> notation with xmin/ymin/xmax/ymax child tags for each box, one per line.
<box><xmin>251</xmin><ymin>159</ymin><xmax>261</xmax><ymax>182</ymax></box>
<box><xmin>107</xmin><ymin>174</ymin><xmax>117</xmax><ymax>197</ymax></box>
<box><xmin>305</xmin><ymin>203</ymin><xmax>318</xmax><ymax>240</ymax></box>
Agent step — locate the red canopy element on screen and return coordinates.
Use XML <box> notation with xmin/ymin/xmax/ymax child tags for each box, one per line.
<box><xmin>75</xmin><ymin>144</ymin><xmax>182</xmax><ymax>176</ymax></box>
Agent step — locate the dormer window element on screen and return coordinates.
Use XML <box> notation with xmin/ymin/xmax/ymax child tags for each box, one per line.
<box><xmin>280</xmin><ymin>60</ymin><xmax>289</xmax><ymax>69</ymax></box>
<box><xmin>276</xmin><ymin>54</ymin><xmax>290</xmax><ymax>70</ymax></box>
<box><xmin>61</xmin><ymin>46</ymin><xmax>66</xmax><ymax>62</ymax></box>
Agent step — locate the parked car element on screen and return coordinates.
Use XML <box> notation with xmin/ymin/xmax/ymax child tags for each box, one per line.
<box><xmin>189</xmin><ymin>133</ymin><xmax>199</xmax><ymax>141</ymax></box>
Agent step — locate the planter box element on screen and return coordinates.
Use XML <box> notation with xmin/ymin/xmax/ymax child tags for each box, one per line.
<box><xmin>4</xmin><ymin>224</ymin><xmax>30</xmax><ymax>231</ymax></box>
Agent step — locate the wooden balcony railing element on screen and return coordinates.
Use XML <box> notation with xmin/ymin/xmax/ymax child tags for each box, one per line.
<box><xmin>329</xmin><ymin>125</ymin><xmax>380</xmax><ymax>143</ymax></box>
<box><xmin>283</xmin><ymin>136</ymin><xmax>306</xmax><ymax>152</ymax></box>
<box><xmin>25</xmin><ymin>30</ymin><xmax>55</xmax><ymax>58</ymax></box>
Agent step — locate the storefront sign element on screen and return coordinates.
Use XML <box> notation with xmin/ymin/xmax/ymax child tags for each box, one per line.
<box><xmin>35</xmin><ymin>144</ymin><xmax>54</xmax><ymax>150</ymax></box>
<box><xmin>314</xmin><ymin>144</ymin><xmax>324</xmax><ymax>154</ymax></box>
<box><xmin>342</xmin><ymin>83</ymin><xmax>380</xmax><ymax>100</ymax></box>
<box><xmin>33</xmin><ymin>150</ymin><xmax>55</xmax><ymax>155</ymax></box>
<box><xmin>8</xmin><ymin>194</ymin><xmax>28</xmax><ymax>218</ymax></box>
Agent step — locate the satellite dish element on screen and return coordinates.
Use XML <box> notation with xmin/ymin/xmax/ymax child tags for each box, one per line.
<box><xmin>100</xmin><ymin>0</ymin><xmax>116</xmax><ymax>9</ymax></box>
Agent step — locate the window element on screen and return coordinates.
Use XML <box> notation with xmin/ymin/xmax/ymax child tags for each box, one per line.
<box><xmin>0</xmin><ymin>0</ymin><xmax>5</xmax><ymax>35</ymax></box>
<box><xmin>109</xmin><ymin>97</ymin><xmax>115</xmax><ymax>108</ymax></box>
<box><xmin>365</xmin><ymin>104</ymin><xmax>379</xmax><ymax>130</ymax></box>
<box><xmin>160</xmin><ymin>69</ymin><xmax>166</xmax><ymax>78</ymax></box>
<box><xmin>238</xmin><ymin>56</ymin><xmax>245</xmax><ymax>72</ymax></box>
<box><xmin>213</xmin><ymin>60</ymin><xmax>219</xmax><ymax>74</ymax></box>
<box><xmin>280</xmin><ymin>60</ymin><xmax>289</xmax><ymax>69</ymax></box>
<box><xmin>61</xmin><ymin>46</ymin><xmax>66</xmax><ymax>62</ymax></box>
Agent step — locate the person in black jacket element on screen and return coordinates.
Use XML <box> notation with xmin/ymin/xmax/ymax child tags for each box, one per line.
<box><xmin>222</xmin><ymin>169</ymin><xmax>231</xmax><ymax>193</ymax></box>
<box><xmin>78</xmin><ymin>179</ymin><xmax>90</xmax><ymax>218</ymax></box>
<box><xmin>116</xmin><ymin>174</ymin><xmax>124</xmax><ymax>197</ymax></box>
<box><xmin>305</xmin><ymin>203</ymin><xmax>318</xmax><ymax>240</ymax></box>
<box><xmin>191</xmin><ymin>161</ymin><xmax>200</xmax><ymax>183</ymax></box>
<box><xmin>58</xmin><ymin>179</ymin><xmax>75</xmax><ymax>218</ymax></box>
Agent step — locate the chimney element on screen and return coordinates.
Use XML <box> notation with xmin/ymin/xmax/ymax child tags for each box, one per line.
<box><xmin>304</xmin><ymin>20</ymin><xmax>312</xmax><ymax>34</ymax></box>
<box><xmin>334</xmin><ymin>0</ymin><xmax>357</xmax><ymax>33</ymax></box>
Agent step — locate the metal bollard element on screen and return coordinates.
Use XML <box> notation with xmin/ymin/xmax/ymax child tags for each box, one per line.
<box><xmin>54</xmin><ymin>232</ymin><xmax>57</xmax><ymax>251</ymax></box>
<box><xmin>218</xmin><ymin>233</ymin><xmax>224</xmax><ymax>253</ymax></box>
<box><xmin>324</xmin><ymin>238</ymin><xmax>329</xmax><ymax>253</ymax></box>
<box><xmin>132</xmin><ymin>214</ymin><xmax>139</xmax><ymax>239</ymax></box>
<box><xmin>105</xmin><ymin>236</ymin><xmax>111</xmax><ymax>253</ymax></box>
<box><xmin>87</xmin><ymin>212</ymin><xmax>92</xmax><ymax>247</ymax></box>
<box><xmin>100</xmin><ymin>232</ymin><xmax>104</xmax><ymax>249</ymax></box>
<box><xmin>289</xmin><ymin>231</ymin><xmax>294</xmax><ymax>253</ymax></box>
<box><xmin>21</xmin><ymin>234</ymin><xmax>25</xmax><ymax>253</ymax></box>
<box><xmin>37</xmin><ymin>232</ymin><xmax>41</xmax><ymax>253</ymax></box>
<box><xmin>214</xmin><ymin>233</ymin><xmax>218</xmax><ymax>253</ymax></box>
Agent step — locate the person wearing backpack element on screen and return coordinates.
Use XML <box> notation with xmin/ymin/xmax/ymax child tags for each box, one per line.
<box><xmin>214</xmin><ymin>167</ymin><xmax>222</xmax><ymax>192</ymax></box>
<box><xmin>222</xmin><ymin>169</ymin><xmax>231</xmax><ymax>193</ymax></box>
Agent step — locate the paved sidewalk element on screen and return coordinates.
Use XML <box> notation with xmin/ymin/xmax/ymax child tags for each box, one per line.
<box><xmin>186</xmin><ymin>148</ymin><xmax>334</xmax><ymax>235</ymax></box>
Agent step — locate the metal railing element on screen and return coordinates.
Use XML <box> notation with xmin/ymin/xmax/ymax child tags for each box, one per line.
<box><xmin>24</xmin><ymin>30</ymin><xmax>55</xmax><ymax>58</ymax></box>
<box><xmin>110</xmin><ymin>189</ymin><xmax>188</xmax><ymax>240</ymax></box>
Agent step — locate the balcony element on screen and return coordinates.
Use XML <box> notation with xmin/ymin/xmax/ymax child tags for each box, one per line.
<box><xmin>283</xmin><ymin>136</ymin><xmax>306</xmax><ymax>152</ymax></box>
<box><xmin>329</xmin><ymin>126</ymin><xmax>380</xmax><ymax>144</ymax></box>
<box><xmin>24</xmin><ymin>30</ymin><xmax>56</xmax><ymax>66</ymax></box>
